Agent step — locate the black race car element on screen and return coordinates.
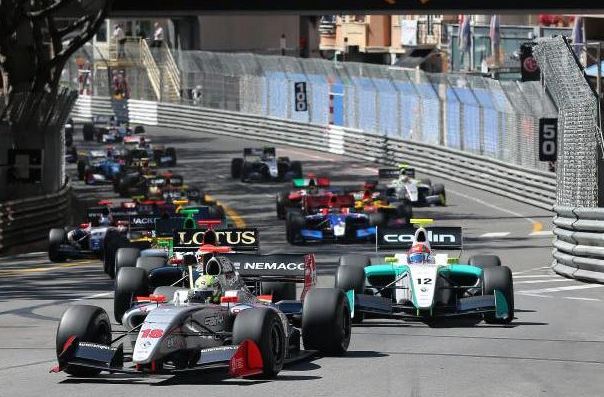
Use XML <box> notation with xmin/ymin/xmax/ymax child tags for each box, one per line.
<box><xmin>231</xmin><ymin>147</ymin><xmax>302</xmax><ymax>182</ymax></box>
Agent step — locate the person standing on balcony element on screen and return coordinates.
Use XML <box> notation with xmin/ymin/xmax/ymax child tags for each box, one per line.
<box><xmin>113</xmin><ymin>24</ymin><xmax>126</xmax><ymax>59</ymax></box>
<box><xmin>152</xmin><ymin>22</ymin><xmax>164</xmax><ymax>48</ymax></box>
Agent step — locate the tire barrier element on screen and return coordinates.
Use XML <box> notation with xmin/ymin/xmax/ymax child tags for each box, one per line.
<box><xmin>0</xmin><ymin>180</ymin><xmax>71</xmax><ymax>254</ymax></box>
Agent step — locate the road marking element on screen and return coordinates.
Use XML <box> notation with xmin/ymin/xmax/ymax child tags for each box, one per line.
<box><xmin>479</xmin><ymin>232</ymin><xmax>510</xmax><ymax>238</ymax></box>
<box><xmin>518</xmin><ymin>284</ymin><xmax>604</xmax><ymax>294</ymax></box>
<box><xmin>71</xmin><ymin>292</ymin><xmax>112</xmax><ymax>301</ymax></box>
<box><xmin>529</xmin><ymin>230</ymin><xmax>554</xmax><ymax>237</ymax></box>
<box><xmin>517</xmin><ymin>293</ymin><xmax>553</xmax><ymax>298</ymax></box>
<box><xmin>0</xmin><ymin>261</ymin><xmax>96</xmax><ymax>277</ymax></box>
<box><xmin>205</xmin><ymin>194</ymin><xmax>246</xmax><ymax>228</ymax></box>
<box><xmin>564</xmin><ymin>297</ymin><xmax>602</xmax><ymax>302</ymax></box>
<box><xmin>512</xmin><ymin>266</ymin><xmax>551</xmax><ymax>276</ymax></box>
<box><xmin>515</xmin><ymin>279</ymin><xmax>573</xmax><ymax>284</ymax></box>
<box><xmin>513</xmin><ymin>274</ymin><xmax>559</xmax><ymax>279</ymax></box>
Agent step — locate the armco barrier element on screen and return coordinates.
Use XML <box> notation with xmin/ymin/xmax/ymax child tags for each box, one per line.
<box><xmin>552</xmin><ymin>206</ymin><xmax>604</xmax><ymax>283</ymax></box>
<box><xmin>71</xmin><ymin>96</ymin><xmax>557</xmax><ymax>210</ymax></box>
<box><xmin>0</xmin><ymin>181</ymin><xmax>71</xmax><ymax>254</ymax></box>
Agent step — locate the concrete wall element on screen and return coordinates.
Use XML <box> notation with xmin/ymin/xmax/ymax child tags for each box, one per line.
<box><xmin>197</xmin><ymin>15</ymin><xmax>300</xmax><ymax>52</ymax></box>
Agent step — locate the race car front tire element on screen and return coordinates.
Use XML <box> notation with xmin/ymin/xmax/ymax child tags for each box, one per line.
<box><xmin>261</xmin><ymin>281</ymin><xmax>297</xmax><ymax>301</ymax></box>
<box><xmin>115</xmin><ymin>247</ymin><xmax>140</xmax><ymax>277</ymax></box>
<box><xmin>302</xmin><ymin>288</ymin><xmax>351</xmax><ymax>356</ymax></box>
<box><xmin>286</xmin><ymin>213</ymin><xmax>305</xmax><ymax>245</ymax></box>
<box><xmin>103</xmin><ymin>231</ymin><xmax>129</xmax><ymax>278</ymax></box>
<box><xmin>334</xmin><ymin>265</ymin><xmax>365</xmax><ymax>323</ymax></box>
<box><xmin>276</xmin><ymin>191</ymin><xmax>290</xmax><ymax>219</ymax></box>
<box><xmin>233</xmin><ymin>307</ymin><xmax>286</xmax><ymax>378</ymax></box>
<box><xmin>114</xmin><ymin>267</ymin><xmax>149</xmax><ymax>324</ymax></box>
<box><xmin>339</xmin><ymin>254</ymin><xmax>370</xmax><ymax>268</ymax></box>
<box><xmin>231</xmin><ymin>158</ymin><xmax>243</xmax><ymax>179</ymax></box>
<box><xmin>48</xmin><ymin>228</ymin><xmax>67</xmax><ymax>262</ymax></box>
<box><xmin>469</xmin><ymin>255</ymin><xmax>501</xmax><ymax>268</ymax></box>
<box><xmin>56</xmin><ymin>305</ymin><xmax>112</xmax><ymax>376</ymax></box>
<box><xmin>482</xmin><ymin>266</ymin><xmax>514</xmax><ymax>324</ymax></box>
<box><xmin>432</xmin><ymin>183</ymin><xmax>446</xmax><ymax>206</ymax></box>
<box><xmin>136</xmin><ymin>256</ymin><xmax>166</xmax><ymax>273</ymax></box>
<box><xmin>289</xmin><ymin>161</ymin><xmax>303</xmax><ymax>179</ymax></box>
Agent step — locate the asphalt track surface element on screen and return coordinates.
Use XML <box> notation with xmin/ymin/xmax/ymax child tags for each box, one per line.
<box><xmin>1</xmin><ymin>126</ymin><xmax>604</xmax><ymax>397</ymax></box>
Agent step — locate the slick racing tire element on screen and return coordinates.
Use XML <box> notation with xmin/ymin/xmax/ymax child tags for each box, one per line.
<box><xmin>276</xmin><ymin>191</ymin><xmax>290</xmax><ymax>220</ymax></box>
<box><xmin>482</xmin><ymin>266</ymin><xmax>514</xmax><ymax>324</ymax></box>
<box><xmin>104</xmin><ymin>231</ymin><xmax>130</xmax><ymax>278</ymax></box>
<box><xmin>396</xmin><ymin>201</ymin><xmax>413</xmax><ymax>223</ymax></box>
<box><xmin>115</xmin><ymin>247</ymin><xmax>140</xmax><ymax>277</ymax></box>
<box><xmin>48</xmin><ymin>228</ymin><xmax>67</xmax><ymax>263</ymax></box>
<box><xmin>240</xmin><ymin>162</ymin><xmax>255</xmax><ymax>182</ymax></box>
<box><xmin>289</xmin><ymin>161</ymin><xmax>303</xmax><ymax>179</ymax></box>
<box><xmin>339</xmin><ymin>254</ymin><xmax>370</xmax><ymax>268</ymax></box>
<box><xmin>56</xmin><ymin>305</ymin><xmax>112</xmax><ymax>377</ymax></box>
<box><xmin>261</xmin><ymin>282</ymin><xmax>297</xmax><ymax>301</ymax></box>
<box><xmin>286</xmin><ymin>212</ymin><xmax>305</xmax><ymax>245</ymax></box>
<box><xmin>334</xmin><ymin>265</ymin><xmax>365</xmax><ymax>324</ymax></box>
<box><xmin>432</xmin><ymin>183</ymin><xmax>446</xmax><ymax>206</ymax></box>
<box><xmin>136</xmin><ymin>256</ymin><xmax>166</xmax><ymax>273</ymax></box>
<box><xmin>76</xmin><ymin>160</ymin><xmax>86</xmax><ymax>180</ymax></box>
<box><xmin>233</xmin><ymin>307</ymin><xmax>286</xmax><ymax>378</ymax></box>
<box><xmin>419</xmin><ymin>178</ymin><xmax>432</xmax><ymax>186</ymax></box>
<box><xmin>231</xmin><ymin>158</ymin><xmax>244</xmax><ymax>179</ymax></box>
<box><xmin>134</xmin><ymin>125</ymin><xmax>145</xmax><ymax>134</ymax></box>
<box><xmin>114</xmin><ymin>267</ymin><xmax>149</xmax><ymax>324</ymax></box>
<box><xmin>469</xmin><ymin>255</ymin><xmax>501</xmax><ymax>268</ymax></box>
<box><xmin>82</xmin><ymin>123</ymin><xmax>94</xmax><ymax>141</ymax></box>
<box><xmin>302</xmin><ymin>288</ymin><xmax>351</xmax><ymax>356</ymax></box>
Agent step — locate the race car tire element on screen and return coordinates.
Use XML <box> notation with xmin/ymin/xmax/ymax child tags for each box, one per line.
<box><xmin>339</xmin><ymin>254</ymin><xmax>370</xmax><ymax>268</ymax></box>
<box><xmin>48</xmin><ymin>228</ymin><xmax>67</xmax><ymax>262</ymax></box>
<box><xmin>277</xmin><ymin>161</ymin><xmax>289</xmax><ymax>180</ymax></box>
<box><xmin>396</xmin><ymin>201</ymin><xmax>413</xmax><ymax>222</ymax></box>
<box><xmin>482</xmin><ymin>266</ymin><xmax>514</xmax><ymax>324</ymax></box>
<box><xmin>166</xmin><ymin>147</ymin><xmax>177</xmax><ymax>166</ymax></box>
<box><xmin>368</xmin><ymin>212</ymin><xmax>386</xmax><ymax>227</ymax></box>
<box><xmin>289</xmin><ymin>161</ymin><xmax>303</xmax><ymax>179</ymax></box>
<box><xmin>103</xmin><ymin>231</ymin><xmax>129</xmax><ymax>278</ymax></box>
<box><xmin>302</xmin><ymin>288</ymin><xmax>351</xmax><ymax>356</ymax></box>
<box><xmin>140</xmin><ymin>249</ymin><xmax>168</xmax><ymax>258</ymax></box>
<box><xmin>419</xmin><ymin>178</ymin><xmax>432</xmax><ymax>186</ymax></box>
<box><xmin>233</xmin><ymin>307</ymin><xmax>286</xmax><ymax>378</ymax></box>
<box><xmin>261</xmin><ymin>282</ymin><xmax>297</xmax><ymax>301</ymax></box>
<box><xmin>76</xmin><ymin>160</ymin><xmax>86</xmax><ymax>180</ymax></box>
<box><xmin>286</xmin><ymin>213</ymin><xmax>305</xmax><ymax>245</ymax></box>
<box><xmin>334</xmin><ymin>265</ymin><xmax>365</xmax><ymax>323</ymax></box>
<box><xmin>231</xmin><ymin>158</ymin><xmax>243</xmax><ymax>179</ymax></box>
<box><xmin>136</xmin><ymin>256</ymin><xmax>166</xmax><ymax>273</ymax></box>
<box><xmin>469</xmin><ymin>255</ymin><xmax>501</xmax><ymax>268</ymax></box>
<box><xmin>240</xmin><ymin>162</ymin><xmax>255</xmax><ymax>182</ymax></box>
<box><xmin>134</xmin><ymin>125</ymin><xmax>145</xmax><ymax>134</ymax></box>
<box><xmin>114</xmin><ymin>267</ymin><xmax>149</xmax><ymax>323</ymax></box>
<box><xmin>276</xmin><ymin>191</ymin><xmax>290</xmax><ymax>220</ymax></box>
<box><xmin>56</xmin><ymin>305</ymin><xmax>112</xmax><ymax>376</ymax></box>
<box><xmin>278</xmin><ymin>156</ymin><xmax>290</xmax><ymax>164</ymax></box>
<box><xmin>82</xmin><ymin>123</ymin><xmax>94</xmax><ymax>141</ymax></box>
<box><xmin>432</xmin><ymin>183</ymin><xmax>446</xmax><ymax>206</ymax></box>
<box><xmin>114</xmin><ymin>247</ymin><xmax>140</xmax><ymax>278</ymax></box>
<box><xmin>152</xmin><ymin>286</ymin><xmax>180</xmax><ymax>302</ymax></box>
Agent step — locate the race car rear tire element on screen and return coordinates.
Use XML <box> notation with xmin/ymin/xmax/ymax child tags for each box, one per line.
<box><xmin>302</xmin><ymin>288</ymin><xmax>351</xmax><ymax>356</ymax></box>
<box><xmin>469</xmin><ymin>255</ymin><xmax>501</xmax><ymax>268</ymax></box>
<box><xmin>136</xmin><ymin>256</ymin><xmax>166</xmax><ymax>273</ymax></box>
<box><xmin>134</xmin><ymin>125</ymin><xmax>145</xmax><ymax>134</ymax></box>
<box><xmin>339</xmin><ymin>254</ymin><xmax>370</xmax><ymax>268</ymax></box>
<box><xmin>76</xmin><ymin>160</ymin><xmax>86</xmax><ymax>180</ymax></box>
<box><xmin>56</xmin><ymin>305</ymin><xmax>112</xmax><ymax>376</ymax></box>
<box><xmin>48</xmin><ymin>228</ymin><xmax>67</xmax><ymax>262</ymax></box>
<box><xmin>276</xmin><ymin>191</ymin><xmax>290</xmax><ymax>220</ymax></box>
<box><xmin>334</xmin><ymin>265</ymin><xmax>365</xmax><ymax>323</ymax></box>
<box><xmin>82</xmin><ymin>123</ymin><xmax>94</xmax><ymax>141</ymax></box>
<box><xmin>103</xmin><ymin>231</ymin><xmax>129</xmax><ymax>278</ymax></box>
<box><xmin>289</xmin><ymin>161</ymin><xmax>303</xmax><ymax>179</ymax></box>
<box><xmin>432</xmin><ymin>183</ymin><xmax>446</xmax><ymax>206</ymax></box>
<box><xmin>233</xmin><ymin>307</ymin><xmax>286</xmax><ymax>378</ymax></box>
<box><xmin>114</xmin><ymin>267</ymin><xmax>149</xmax><ymax>323</ymax></box>
<box><xmin>286</xmin><ymin>213</ymin><xmax>305</xmax><ymax>245</ymax></box>
<box><xmin>166</xmin><ymin>147</ymin><xmax>177</xmax><ymax>166</ymax></box>
<box><xmin>420</xmin><ymin>178</ymin><xmax>432</xmax><ymax>186</ymax></box>
<box><xmin>115</xmin><ymin>247</ymin><xmax>140</xmax><ymax>276</ymax></box>
<box><xmin>231</xmin><ymin>158</ymin><xmax>243</xmax><ymax>179</ymax></box>
<box><xmin>261</xmin><ymin>282</ymin><xmax>297</xmax><ymax>301</ymax></box>
<box><xmin>482</xmin><ymin>266</ymin><xmax>514</xmax><ymax>324</ymax></box>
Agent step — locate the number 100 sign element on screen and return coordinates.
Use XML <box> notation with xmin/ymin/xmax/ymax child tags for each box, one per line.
<box><xmin>294</xmin><ymin>82</ymin><xmax>308</xmax><ymax>112</ymax></box>
<box><xmin>538</xmin><ymin>118</ymin><xmax>557</xmax><ymax>162</ymax></box>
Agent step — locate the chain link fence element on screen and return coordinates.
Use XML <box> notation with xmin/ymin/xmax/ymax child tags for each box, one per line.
<box><xmin>62</xmin><ymin>47</ymin><xmax>558</xmax><ymax>172</ymax></box>
<box><xmin>533</xmin><ymin>36</ymin><xmax>599</xmax><ymax>207</ymax></box>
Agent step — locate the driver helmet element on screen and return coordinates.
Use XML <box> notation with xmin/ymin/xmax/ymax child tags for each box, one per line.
<box><xmin>193</xmin><ymin>274</ymin><xmax>222</xmax><ymax>303</ymax></box>
<box><xmin>307</xmin><ymin>179</ymin><xmax>318</xmax><ymax>194</ymax></box>
<box><xmin>408</xmin><ymin>243</ymin><xmax>434</xmax><ymax>264</ymax></box>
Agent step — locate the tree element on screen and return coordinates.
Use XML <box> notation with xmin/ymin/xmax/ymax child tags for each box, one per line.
<box><xmin>0</xmin><ymin>0</ymin><xmax>112</xmax><ymax>199</ymax></box>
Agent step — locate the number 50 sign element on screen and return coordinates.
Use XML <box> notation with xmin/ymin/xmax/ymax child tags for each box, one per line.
<box><xmin>539</xmin><ymin>118</ymin><xmax>557</xmax><ymax>162</ymax></box>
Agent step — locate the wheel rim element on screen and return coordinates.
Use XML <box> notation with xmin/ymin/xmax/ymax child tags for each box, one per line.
<box><xmin>339</xmin><ymin>303</ymin><xmax>352</xmax><ymax>349</ymax></box>
<box><xmin>270</xmin><ymin>320</ymin><xmax>284</xmax><ymax>367</ymax></box>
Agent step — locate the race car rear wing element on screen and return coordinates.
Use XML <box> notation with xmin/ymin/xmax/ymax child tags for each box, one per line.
<box><xmin>172</xmin><ymin>228</ymin><xmax>259</xmax><ymax>252</ymax></box>
<box><xmin>378</xmin><ymin>167</ymin><xmax>415</xmax><ymax>179</ymax></box>
<box><xmin>377</xmin><ymin>226</ymin><xmax>463</xmax><ymax>250</ymax></box>
<box><xmin>244</xmin><ymin>147</ymin><xmax>275</xmax><ymax>157</ymax></box>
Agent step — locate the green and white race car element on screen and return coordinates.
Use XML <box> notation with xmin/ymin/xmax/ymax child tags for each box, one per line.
<box><xmin>334</xmin><ymin>220</ymin><xmax>514</xmax><ymax>325</ymax></box>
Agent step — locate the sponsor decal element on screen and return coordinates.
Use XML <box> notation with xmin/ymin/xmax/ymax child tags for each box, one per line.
<box><xmin>378</xmin><ymin>227</ymin><xmax>462</xmax><ymax>249</ymax></box>
<box><xmin>79</xmin><ymin>342</ymin><xmax>113</xmax><ymax>350</ymax></box>
<box><xmin>174</xmin><ymin>229</ymin><xmax>259</xmax><ymax>250</ymax></box>
<box><xmin>140</xmin><ymin>328</ymin><xmax>164</xmax><ymax>338</ymax></box>
<box><xmin>237</xmin><ymin>262</ymin><xmax>304</xmax><ymax>271</ymax></box>
<box><xmin>204</xmin><ymin>314</ymin><xmax>225</xmax><ymax>327</ymax></box>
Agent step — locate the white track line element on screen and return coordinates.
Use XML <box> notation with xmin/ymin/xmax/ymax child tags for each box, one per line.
<box><xmin>512</xmin><ymin>266</ymin><xmax>551</xmax><ymax>276</ymax></box>
<box><xmin>71</xmin><ymin>292</ymin><xmax>112</xmax><ymax>302</ymax></box>
<box><xmin>529</xmin><ymin>231</ymin><xmax>554</xmax><ymax>237</ymax></box>
<box><xmin>479</xmin><ymin>232</ymin><xmax>510</xmax><ymax>238</ymax></box>
<box><xmin>515</xmin><ymin>279</ymin><xmax>574</xmax><ymax>285</ymax></box>
<box><xmin>518</xmin><ymin>284</ymin><xmax>604</xmax><ymax>294</ymax></box>
<box><xmin>564</xmin><ymin>297</ymin><xmax>602</xmax><ymax>302</ymax></box>
<box><xmin>513</xmin><ymin>274</ymin><xmax>559</xmax><ymax>279</ymax></box>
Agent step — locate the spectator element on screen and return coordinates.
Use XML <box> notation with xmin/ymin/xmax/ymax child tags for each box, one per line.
<box><xmin>151</xmin><ymin>22</ymin><xmax>164</xmax><ymax>48</ymax></box>
<box><xmin>113</xmin><ymin>23</ymin><xmax>126</xmax><ymax>58</ymax></box>
<box><xmin>136</xmin><ymin>23</ymin><xmax>147</xmax><ymax>40</ymax></box>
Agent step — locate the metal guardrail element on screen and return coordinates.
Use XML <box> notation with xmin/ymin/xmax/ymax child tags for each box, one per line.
<box><xmin>552</xmin><ymin>206</ymin><xmax>604</xmax><ymax>283</ymax></box>
<box><xmin>71</xmin><ymin>96</ymin><xmax>556</xmax><ymax>210</ymax></box>
<box><xmin>0</xmin><ymin>181</ymin><xmax>71</xmax><ymax>254</ymax></box>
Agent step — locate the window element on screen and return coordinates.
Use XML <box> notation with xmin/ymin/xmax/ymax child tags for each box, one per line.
<box><xmin>96</xmin><ymin>20</ymin><xmax>107</xmax><ymax>42</ymax></box>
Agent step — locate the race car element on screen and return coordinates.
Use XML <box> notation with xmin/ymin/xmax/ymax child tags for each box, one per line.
<box><xmin>334</xmin><ymin>219</ymin><xmax>514</xmax><ymax>325</ymax></box>
<box><xmin>349</xmin><ymin>181</ymin><xmax>413</xmax><ymax>225</ymax></box>
<box><xmin>231</xmin><ymin>147</ymin><xmax>302</xmax><ymax>182</ymax></box>
<box><xmin>82</xmin><ymin>115</ymin><xmax>116</xmax><ymax>141</ymax></box>
<box><xmin>275</xmin><ymin>175</ymin><xmax>331</xmax><ymax>219</ymax></box>
<box><xmin>379</xmin><ymin>166</ymin><xmax>446</xmax><ymax>207</ymax></box>
<box><xmin>285</xmin><ymin>193</ymin><xmax>384</xmax><ymax>245</ymax></box>
<box><xmin>52</xmin><ymin>230</ymin><xmax>351</xmax><ymax>379</ymax></box>
<box><xmin>123</xmin><ymin>136</ymin><xmax>177</xmax><ymax>167</ymax></box>
<box><xmin>47</xmin><ymin>204</ymin><xmax>134</xmax><ymax>262</ymax></box>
